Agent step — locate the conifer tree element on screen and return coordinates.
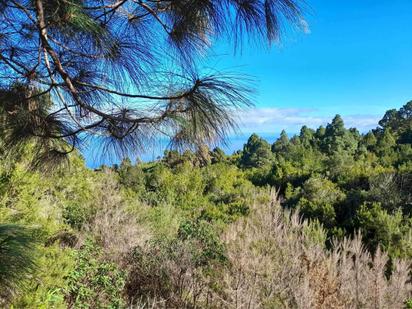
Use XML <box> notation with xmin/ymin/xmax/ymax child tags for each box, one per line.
<box><xmin>241</xmin><ymin>133</ymin><xmax>272</xmax><ymax>167</ymax></box>
<box><xmin>272</xmin><ymin>129</ymin><xmax>290</xmax><ymax>153</ymax></box>
<box><xmin>0</xmin><ymin>0</ymin><xmax>304</xmax><ymax>161</ymax></box>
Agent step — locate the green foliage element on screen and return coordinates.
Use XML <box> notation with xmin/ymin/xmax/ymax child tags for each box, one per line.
<box><xmin>236</xmin><ymin>104</ymin><xmax>412</xmax><ymax>258</ymax></box>
<box><xmin>11</xmin><ymin>245</ymin><xmax>74</xmax><ymax>308</ymax></box>
<box><xmin>120</xmin><ymin>158</ymin><xmax>254</xmax><ymax>226</ymax></box>
<box><xmin>296</xmin><ymin>177</ymin><xmax>345</xmax><ymax>228</ymax></box>
<box><xmin>362</xmin><ymin>131</ymin><xmax>377</xmax><ymax>149</ymax></box>
<box><xmin>357</xmin><ymin>202</ymin><xmax>402</xmax><ymax>249</ymax></box>
<box><xmin>240</xmin><ymin>133</ymin><xmax>273</xmax><ymax>167</ymax></box>
<box><xmin>0</xmin><ymin>152</ymin><xmax>107</xmax><ymax>306</ymax></box>
<box><xmin>272</xmin><ymin>129</ymin><xmax>290</xmax><ymax>153</ymax></box>
<box><xmin>0</xmin><ymin>224</ymin><xmax>36</xmax><ymax>302</ymax></box>
<box><xmin>178</xmin><ymin>219</ymin><xmax>227</xmax><ymax>266</ymax></box>
<box><xmin>117</xmin><ymin>158</ymin><xmax>145</xmax><ymax>194</ymax></box>
<box><xmin>125</xmin><ymin>216</ymin><xmax>229</xmax><ymax>308</ymax></box>
<box><xmin>66</xmin><ymin>240</ymin><xmax>126</xmax><ymax>309</ymax></box>
<box><xmin>1</xmin><ymin>101</ymin><xmax>412</xmax><ymax>307</ymax></box>
<box><xmin>211</xmin><ymin>147</ymin><xmax>227</xmax><ymax>164</ymax></box>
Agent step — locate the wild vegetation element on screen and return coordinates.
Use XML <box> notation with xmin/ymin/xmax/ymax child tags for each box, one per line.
<box><xmin>1</xmin><ymin>1</ymin><xmax>412</xmax><ymax>307</ymax></box>
<box><xmin>239</xmin><ymin>101</ymin><xmax>412</xmax><ymax>260</ymax></box>
<box><xmin>1</xmin><ymin>102</ymin><xmax>411</xmax><ymax>308</ymax></box>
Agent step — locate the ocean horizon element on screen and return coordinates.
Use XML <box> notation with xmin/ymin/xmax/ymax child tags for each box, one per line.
<box><xmin>82</xmin><ymin>132</ymin><xmax>283</xmax><ymax>168</ymax></box>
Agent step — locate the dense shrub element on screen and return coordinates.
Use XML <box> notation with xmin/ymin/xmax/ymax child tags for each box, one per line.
<box><xmin>66</xmin><ymin>240</ymin><xmax>126</xmax><ymax>309</ymax></box>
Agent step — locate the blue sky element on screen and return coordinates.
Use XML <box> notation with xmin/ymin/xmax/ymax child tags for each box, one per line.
<box><xmin>205</xmin><ymin>0</ymin><xmax>412</xmax><ymax>135</ymax></box>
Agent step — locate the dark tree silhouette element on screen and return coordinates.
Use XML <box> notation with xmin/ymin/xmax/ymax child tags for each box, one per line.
<box><xmin>0</xmin><ymin>0</ymin><xmax>304</xmax><ymax>162</ymax></box>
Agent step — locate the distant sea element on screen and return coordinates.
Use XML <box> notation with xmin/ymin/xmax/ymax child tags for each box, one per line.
<box><xmin>82</xmin><ymin>133</ymin><xmax>282</xmax><ymax>168</ymax></box>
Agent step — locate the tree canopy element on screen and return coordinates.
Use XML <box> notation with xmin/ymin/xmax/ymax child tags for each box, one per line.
<box><xmin>0</xmin><ymin>0</ymin><xmax>305</xmax><ymax>163</ymax></box>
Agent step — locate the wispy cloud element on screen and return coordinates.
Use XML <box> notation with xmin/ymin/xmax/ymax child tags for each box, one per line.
<box><xmin>299</xmin><ymin>18</ymin><xmax>311</xmax><ymax>34</ymax></box>
<box><xmin>235</xmin><ymin>107</ymin><xmax>381</xmax><ymax>134</ymax></box>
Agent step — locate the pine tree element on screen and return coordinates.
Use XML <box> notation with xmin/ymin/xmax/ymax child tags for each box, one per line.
<box><xmin>211</xmin><ymin>147</ymin><xmax>226</xmax><ymax>164</ymax></box>
<box><xmin>376</xmin><ymin>129</ymin><xmax>396</xmax><ymax>156</ymax></box>
<box><xmin>272</xmin><ymin>130</ymin><xmax>290</xmax><ymax>153</ymax></box>
<box><xmin>0</xmin><ymin>0</ymin><xmax>304</xmax><ymax>162</ymax></box>
<box><xmin>299</xmin><ymin>125</ymin><xmax>315</xmax><ymax>147</ymax></box>
<box><xmin>363</xmin><ymin>131</ymin><xmax>377</xmax><ymax>150</ymax></box>
<box><xmin>323</xmin><ymin>115</ymin><xmax>358</xmax><ymax>154</ymax></box>
<box><xmin>241</xmin><ymin>134</ymin><xmax>273</xmax><ymax>168</ymax></box>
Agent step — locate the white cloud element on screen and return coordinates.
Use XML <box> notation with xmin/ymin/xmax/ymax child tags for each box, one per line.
<box><xmin>235</xmin><ymin>107</ymin><xmax>380</xmax><ymax>134</ymax></box>
<box><xmin>299</xmin><ymin>18</ymin><xmax>311</xmax><ymax>34</ymax></box>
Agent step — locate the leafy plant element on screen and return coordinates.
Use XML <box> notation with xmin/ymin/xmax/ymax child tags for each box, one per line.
<box><xmin>66</xmin><ymin>240</ymin><xmax>126</xmax><ymax>309</ymax></box>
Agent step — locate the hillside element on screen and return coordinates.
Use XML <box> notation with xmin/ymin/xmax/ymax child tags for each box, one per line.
<box><xmin>1</xmin><ymin>102</ymin><xmax>411</xmax><ymax>308</ymax></box>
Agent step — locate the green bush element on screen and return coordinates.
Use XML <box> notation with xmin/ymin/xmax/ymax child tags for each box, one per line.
<box><xmin>66</xmin><ymin>240</ymin><xmax>126</xmax><ymax>309</ymax></box>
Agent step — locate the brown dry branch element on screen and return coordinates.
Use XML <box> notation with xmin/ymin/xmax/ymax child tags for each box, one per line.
<box><xmin>125</xmin><ymin>189</ymin><xmax>412</xmax><ymax>308</ymax></box>
<box><xmin>80</xmin><ymin>171</ymin><xmax>151</xmax><ymax>264</ymax></box>
<box><xmin>220</xmin><ymin>189</ymin><xmax>412</xmax><ymax>309</ymax></box>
